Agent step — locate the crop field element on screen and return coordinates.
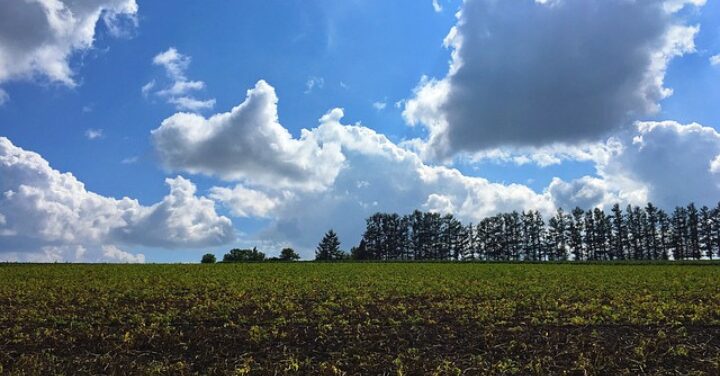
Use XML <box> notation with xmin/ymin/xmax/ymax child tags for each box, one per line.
<box><xmin>1</xmin><ymin>263</ymin><xmax>719</xmax><ymax>375</ymax></box>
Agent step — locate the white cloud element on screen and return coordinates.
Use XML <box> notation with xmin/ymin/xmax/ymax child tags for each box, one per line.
<box><xmin>121</xmin><ymin>156</ymin><xmax>138</xmax><ymax>164</ymax></box>
<box><xmin>168</xmin><ymin>96</ymin><xmax>216</xmax><ymax>112</ymax></box>
<box><xmin>209</xmin><ymin>185</ymin><xmax>283</xmax><ymax>218</ymax></box>
<box><xmin>611</xmin><ymin>121</ymin><xmax>720</xmax><ymax>207</ymax></box>
<box><xmin>465</xmin><ymin>139</ymin><xmax>624</xmax><ymax>168</ymax></box>
<box><xmin>113</xmin><ymin>176</ymin><xmax>235</xmax><ymax>248</ymax></box>
<box><xmin>85</xmin><ymin>128</ymin><xmax>104</xmax><ymax>140</ymax></box>
<box><xmin>141</xmin><ymin>80</ymin><xmax>156</xmax><ymax>97</ymax></box>
<box><xmin>152</xmin><ymin>80</ymin><xmax>720</xmax><ymax>258</ymax></box>
<box><xmin>423</xmin><ymin>193</ymin><xmax>455</xmax><ymax>213</ymax></box>
<box><xmin>252</xmin><ymin>108</ymin><xmax>557</xmax><ymax>256</ymax></box>
<box><xmin>546</xmin><ymin>176</ymin><xmax>630</xmax><ymax>211</ymax></box>
<box><xmin>0</xmin><ymin>137</ymin><xmax>234</xmax><ymax>262</ymax></box>
<box><xmin>372</xmin><ymin>101</ymin><xmax>387</xmax><ymax>111</ymax></box>
<box><xmin>711</xmin><ymin>54</ymin><xmax>720</xmax><ymax>66</ymax></box>
<box><xmin>101</xmin><ymin>245</ymin><xmax>145</xmax><ymax>263</ymax></box>
<box><xmin>151</xmin><ymin>80</ymin><xmax>345</xmax><ymax>192</ymax></box>
<box><xmin>305</xmin><ymin>76</ymin><xmax>325</xmax><ymax>94</ymax></box>
<box><xmin>432</xmin><ymin>0</ymin><xmax>443</xmax><ymax>13</ymax></box>
<box><xmin>545</xmin><ymin>120</ymin><xmax>720</xmax><ymax>211</ymax></box>
<box><xmin>403</xmin><ymin>0</ymin><xmax>703</xmax><ymax>158</ymax></box>
<box><xmin>151</xmin><ymin>81</ymin><xmax>559</xmax><ymax>257</ymax></box>
<box><xmin>710</xmin><ymin>155</ymin><xmax>720</xmax><ymax>174</ymax></box>
<box><xmin>144</xmin><ymin>48</ymin><xmax>215</xmax><ymax>112</ymax></box>
<box><xmin>0</xmin><ymin>0</ymin><xmax>137</xmax><ymax>89</ymax></box>
<box><xmin>0</xmin><ymin>88</ymin><xmax>8</xmax><ymax>106</ymax></box>
<box><xmin>258</xmin><ymin>117</ymin><xmax>720</xmax><ymax>256</ymax></box>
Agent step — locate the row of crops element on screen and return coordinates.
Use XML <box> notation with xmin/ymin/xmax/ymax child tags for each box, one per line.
<box><xmin>1</xmin><ymin>263</ymin><xmax>719</xmax><ymax>374</ymax></box>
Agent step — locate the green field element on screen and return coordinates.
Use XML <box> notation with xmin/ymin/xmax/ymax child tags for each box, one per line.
<box><xmin>1</xmin><ymin>263</ymin><xmax>719</xmax><ymax>375</ymax></box>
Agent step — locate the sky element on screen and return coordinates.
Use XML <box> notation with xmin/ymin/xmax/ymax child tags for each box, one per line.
<box><xmin>1</xmin><ymin>0</ymin><xmax>720</xmax><ymax>262</ymax></box>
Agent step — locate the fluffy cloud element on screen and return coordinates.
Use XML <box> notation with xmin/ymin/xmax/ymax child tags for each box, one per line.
<box><xmin>168</xmin><ymin>89</ymin><xmax>556</xmax><ymax>255</ymax></box>
<box><xmin>610</xmin><ymin>121</ymin><xmax>720</xmax><ymax>208</ymax></box>
<box><xmin>253</xmin><ymin>109</ymin><xmax>556</xmax><ymax>255</ymax></box>
<box><xmin>403</xmin><ymin>0</ymin><xmax>703</xmax><ymax>158</ymax></box>
<box><xmin>545</xmin><ymin>120</ymin><xmax>720</xmax><ymax>211</ymax></box>
<box><xmin>152</xmin><ymin>80</ymin><xmax>720</xmax><ymax>257</ymax></box>
<box><xmin>0</xmin><ymin>0</ymin><xmax>137</xmax><ymax>88</ymax></box>
<box><xmin>151</xmin><ymin>80</ymin><xmax>345</xmax><ymax>191</ymax></box>
<box><xmin>546</xmin><ymin>176</ymin><xmax>630</xmax><ymax>211</ymax></box>
<box><xmin>209</xmin><ymin>185</ymin><xmax>282</xmax><ymax>218</ymax></box>
<box><xmin>144</xmin><ymin>48</ymin><xmax>215</xmax><ymax>111</ymax></box>
<box><xmin>711</xmin><ymin>54</ymin><xmax>720</xmax><ymax>66</ymax></box>
<box><xmin>0</xmin><ymin>137</ymin><xmax>234</xmax><ymax>262</ymax></box>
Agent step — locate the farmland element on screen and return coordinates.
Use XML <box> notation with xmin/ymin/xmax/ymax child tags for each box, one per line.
<box><xmin>1</xmin><ymin>263</ymin><xmax>719</xmax><ymax>375</ymax></box>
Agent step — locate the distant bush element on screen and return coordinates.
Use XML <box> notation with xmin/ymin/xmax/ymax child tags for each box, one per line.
<box><xmin>223</xmin><ymin>247</ymin><xmax>266</xmax><ymax>262</ymax></box>
<box><xmin>201</xmin><ymin>253</ymin><xmax>216</xmax><ymax>264</ymax></box>
<box><xmin>279</xmin><ymin>248</ymin><xmax>300</xmax><ymax>261</ymax></box>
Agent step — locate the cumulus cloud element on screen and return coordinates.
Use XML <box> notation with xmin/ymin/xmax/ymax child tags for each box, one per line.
<box><xmin>151</xmin><ymin>81</ymin><xmax>561</xmax><ymax>256</ymax></box>
<box><xmin>545</xmin><ymin>120</ymin><xmax>720</xmax><ymax>211</ymax></box>
<box><xmin>546</xmin><ymin>176</ymin><xmax>628</xmax><ymax>211</ymax></box>
<box><xmin>152</xmin><ymin>80</ymin><xmax>720</xmax><ymax>257</ymax></box>
<box><xmin>612</xmin><ymin>121</ymin><xmax>720</xmax><ymax>207</ymax></box>
<box><xmin>151</xmin><ymin>80</ymin><xmax>345</xmax><ymax>191</ymax></box>
<box><xmin>247</xmin><ymin>116</ymin><xmax>720</xmax><ymax>256</ymax></box>
<box><xmin>209</xmin><ymin>185</ymin><xmax>282</xmax><ymax>218</ymax></box>
<box><xmin>251</xmin><ymin>108</ymin><xmax>555</xmax><ymax>255</ymax></box>
<box><xmin>112</xmin><ymin>176</ymin><xmax>235</xmax><ymax>248</ymax></box>
<box><xmin>0</xmin><ymin>137</ymin><xmax>234</xmax><ymax>262</ymax></box>
<box><xmin>403</xmin><ymin>0</ymin><xmax>703</xmax><ymax>158</ymax></box>
<box><xmin>0</xmin><ymin>0</ymin><xmax>137</xmax><ymax>89</ymax></box>
<box><xmin>143</xmin><ymin>48</ymin><xmax>215</xmax><ymax>111</ymax></box>
<box><xmin>175</xmin><ymin>94</ymin><xmax>555</xmax><ymax>256</ymax></box>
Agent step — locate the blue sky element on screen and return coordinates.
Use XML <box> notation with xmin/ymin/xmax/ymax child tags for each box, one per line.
<box><xmin>1</xmin><ymin>0</ymin><xmax>719</xmax><ymax>262</ymax></box>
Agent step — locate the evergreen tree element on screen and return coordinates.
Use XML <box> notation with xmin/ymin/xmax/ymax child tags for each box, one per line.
<box><xmin>644</xmin><ymin>203</ymin><xmax>660</xmax><ymax>260</ymax></box>
<box><xmin>316</xmin><ymin>229</ymin><xmax>342</xmax><ymax>261</ymax></box>
<box><xmin>687</xmin><ymin>203</ymin><xmax>701</xmax><ymax>260</ymax></box>
<box><xmin>699</xmin><ymin>206</ymin><xmax>713</xmax><ymax>260</ymax></box>
<box><xmin>547</xmin><ymin>208</ymin><xmax>569</xmax><ymax>261</ymax></box>
<box><xmin>657</xmin><ymin>210</ymin><xmax>671</xmax><ymax>260</ymax></box>
<box><xmin>593</xmin><ymin>208</ymin><xmax>609</xmax><ymax>260</ymax></box>
<box><xmin>350</xmin><ymin>239</ymin><xmax>370</xmax><ymax>260</ymax></box>
<box><xmin>507</xmin><ymin>211</ymin><xmax>523</xmax><ymax>261</ymax></box>
<box><xmin>712</xmin><ymin>203</ymin><xmax>720</xmax><ymax>259</ymax></box>
<box><xmin>583</xmin><ymin>210</ymin><xmax>596</xmax><ymax>260</ymax></box>
<box><xmin>610</xmin><ymin>204</ymin><xmax>627</xmax><ymax>260</ymax></box>
<box><xmin>569</xmin><ymin>207</ymin><xmax>585</xmax><ymax>261</ymax></box>
<box><xmin>671</xmin><ymin>207</ymin><xmax>687</xmax><ymax>260</ymax></box>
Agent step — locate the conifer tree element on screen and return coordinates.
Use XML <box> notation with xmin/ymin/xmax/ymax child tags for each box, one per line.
<box><xmin>687</xmin><ymin>203</ymin><xmax>701</xmax><ymax>260</ymax></box>
<box><xmin>699</xmin><ymin>206</ymin><xmax>713</xmax><ymax>260</ymax></box>
<box><xmin>569</xmin><ymin>207</ymin><xmax>585</xmax><ymax>261</ymax></box>
<box><xmin>610</xmin><ymin>204</ymin><xmax>627</xmax><ymax>260</ymax></box>
<box><xmin>316</xmin><ymin>229</ymin><xmax>342</xmax><ymax>261</ymax></box>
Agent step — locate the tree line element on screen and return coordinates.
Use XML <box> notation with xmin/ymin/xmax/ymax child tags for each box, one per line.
<box><xmin>351</xmin><ymin>202</ymin><xmax>720</xmax><ymax>261</ymax></box>
<box><xmin>202</xmin><ymin>201</ymin><xmax>720</xmax><ymax>263</ymax></box>
<box><xmin>201</xmin><ymin>247</ymin><xmax>300</xmax><ymax>263</ymax></box>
